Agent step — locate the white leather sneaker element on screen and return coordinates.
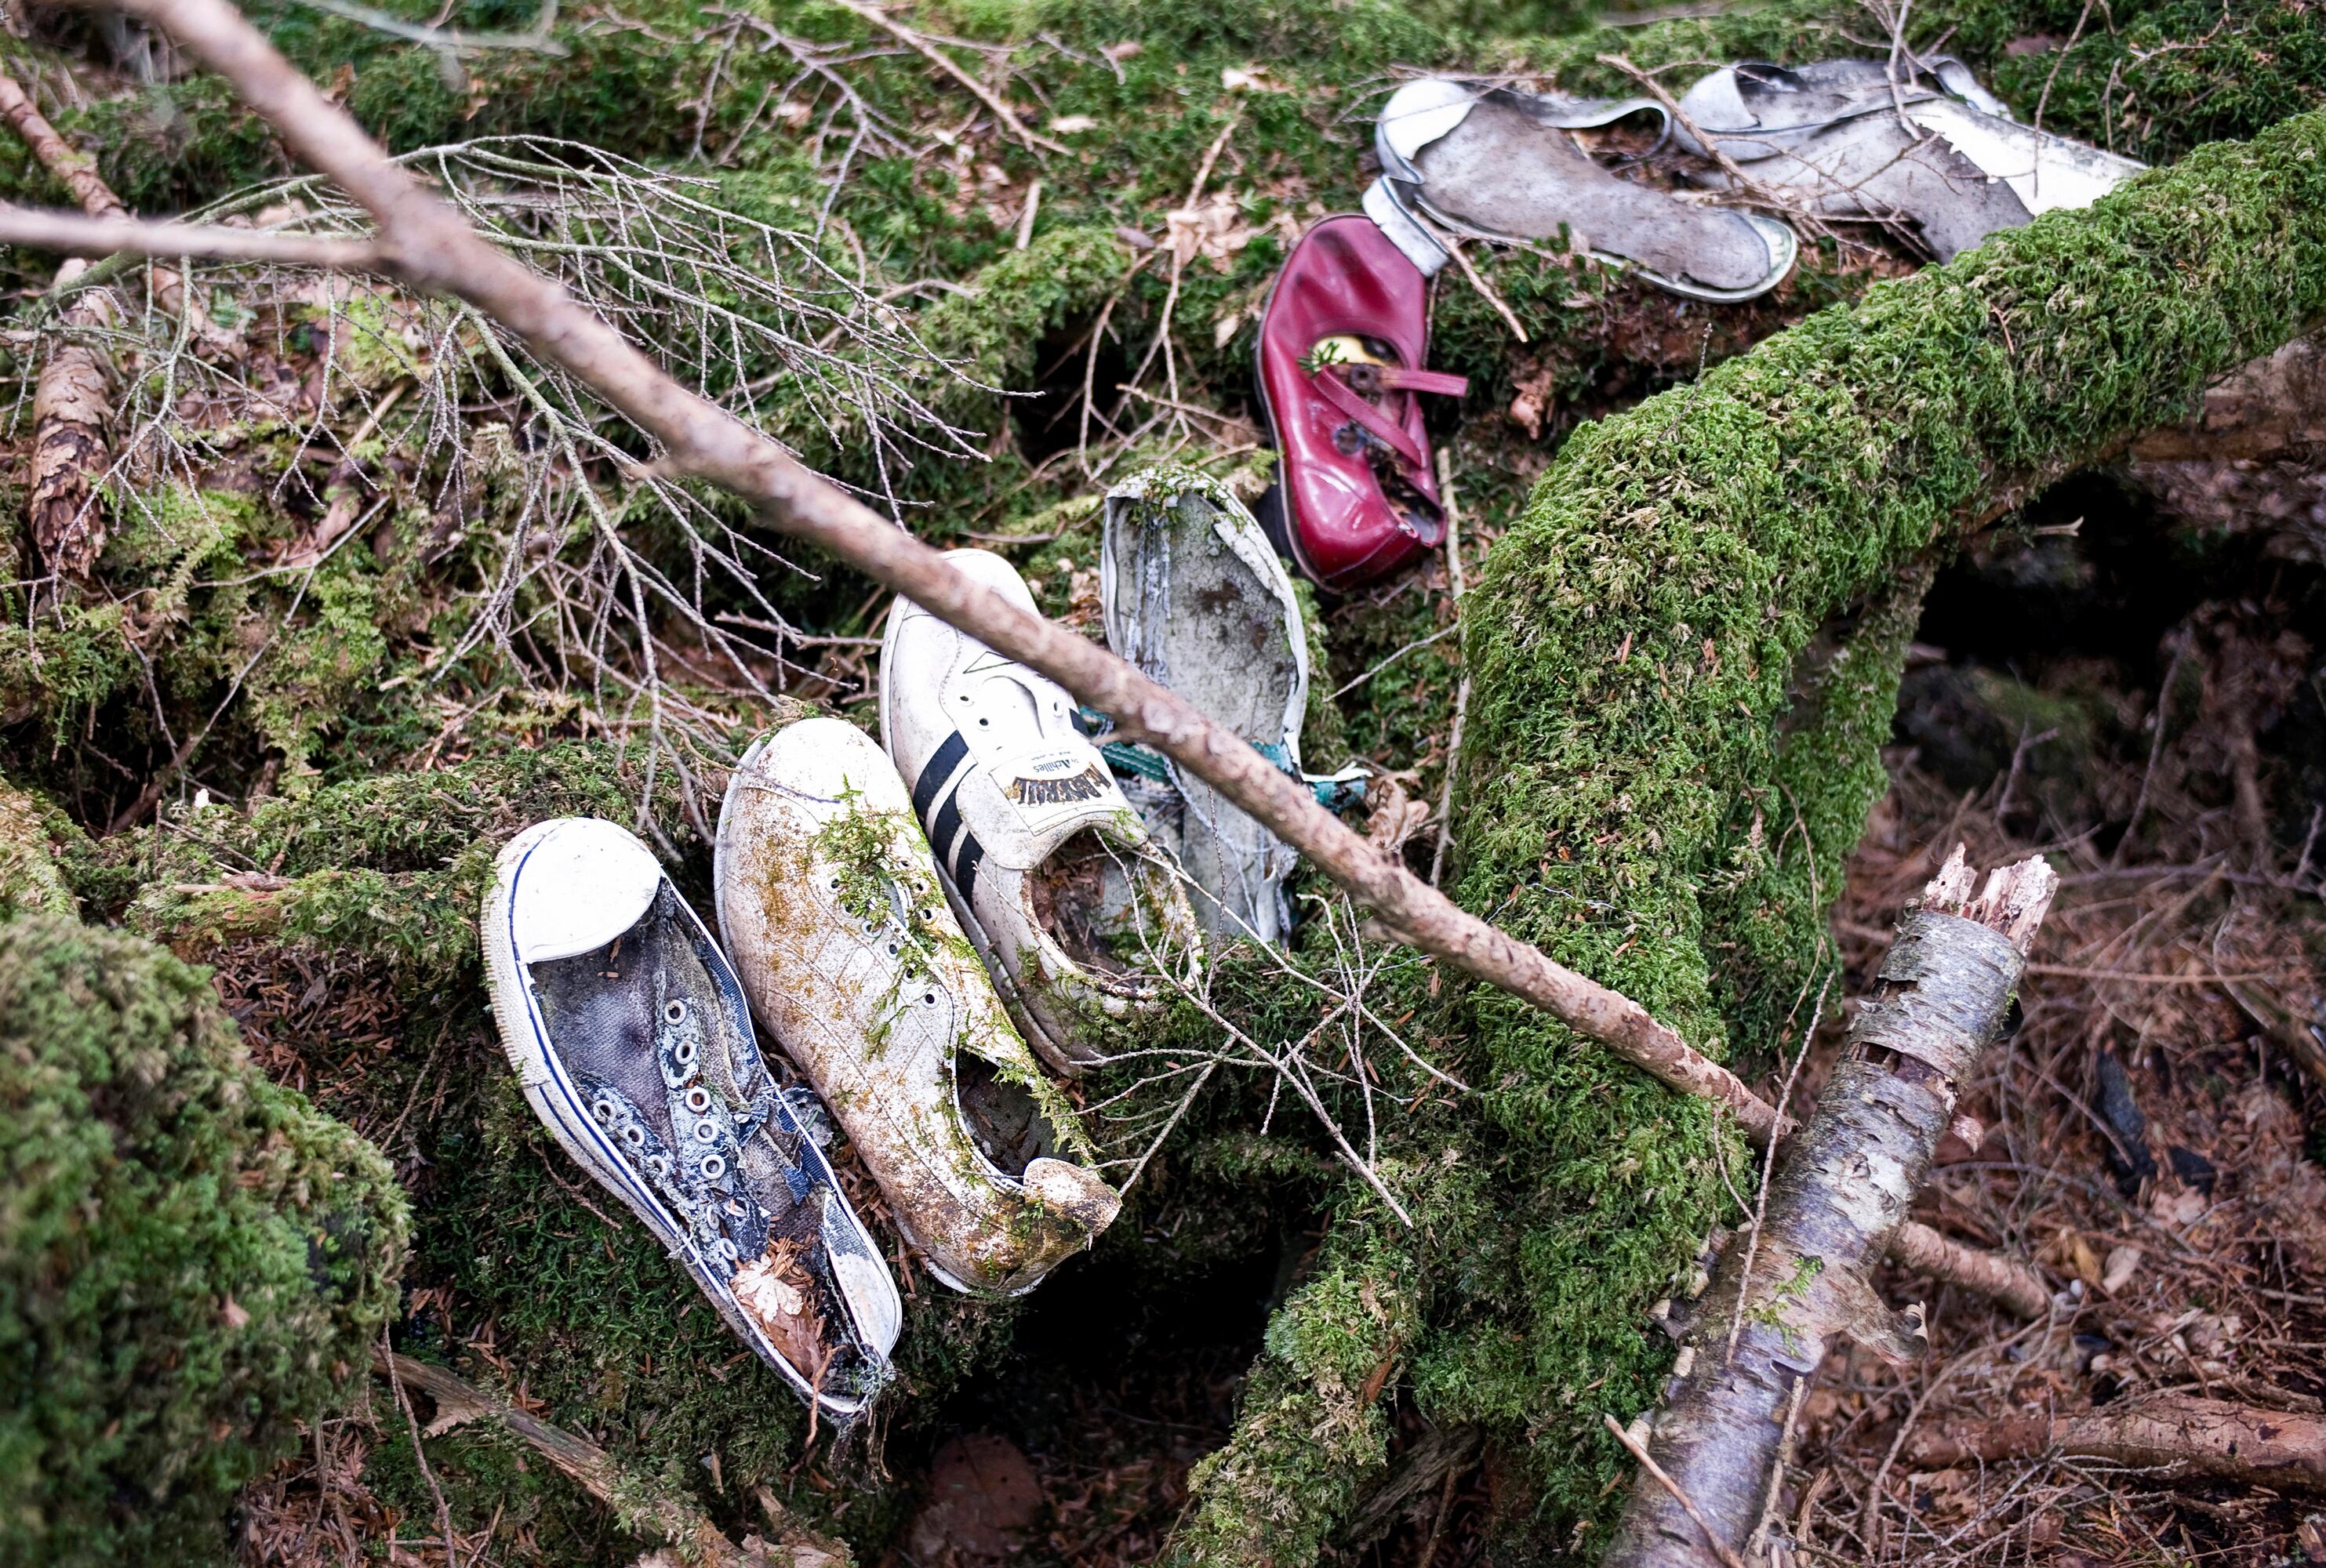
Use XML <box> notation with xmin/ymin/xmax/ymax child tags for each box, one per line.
<box><xmin>715</xmin><ymin>717</ymin><xmax>1123</xmax><ymax>1297</ymax></box>
<box><xmin>482</xmin><ymin>817</ymin><xmax>902</xmax><ymax>1415</ymax></box>
<box><xmin>878</xmin><ymin>549</ymin><xmax>1201</xmax><ymax>1074</ymax></box>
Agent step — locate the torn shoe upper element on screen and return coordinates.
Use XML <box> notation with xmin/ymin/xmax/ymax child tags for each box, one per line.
<box><xmin>715</xmin><ymin>717</ymin><xmax>1123</xmax><ymax>1298</ymax></box>
<box><xmin>482</xmin><ymin>816</ymin><xmax>902</xmax><ymax>1415</ymax></box>
<box><xmin>1674</xmin><ymin>58</ymin><xmax>2146</xmax><ymax>261</ymax></box>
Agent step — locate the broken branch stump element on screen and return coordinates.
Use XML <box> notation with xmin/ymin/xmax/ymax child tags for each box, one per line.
<box><xmin>1601</xmin><ymin>846</ymin><xmax>2056</xmax><ymax>1568</ymax></box>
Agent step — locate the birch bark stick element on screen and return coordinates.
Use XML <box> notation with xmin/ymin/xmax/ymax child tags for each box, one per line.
<box><xmin>0</xmin><ymin>71</ymin><xmax>126</xmax><ymax>579</ymax></box>
<box><xmin>1601</xmin><ymin>845</ymin><xmax>2057</xmax><ymax>1568</ymax></box>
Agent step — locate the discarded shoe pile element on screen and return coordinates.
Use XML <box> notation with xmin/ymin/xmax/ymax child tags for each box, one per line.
<box><xmin>482</xmin><ymin>488</ymin><xmax>1321</xmax><ymax>1409</ymax></box>
<box><xmin>1255</xmin><ymin>54</ymin><xmax>2139</xmax><ymax>590</ymax></box>
<box><xmin>480</xmin><ymin>51</ymin><xmax>2141</xmax><ymax>1416</ymax></box>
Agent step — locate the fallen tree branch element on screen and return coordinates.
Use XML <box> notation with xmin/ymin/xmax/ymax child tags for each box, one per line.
<box><xmin>374</xmin><ymin>1348</ymin><xmax>850</xmax><ymax>1567</ymax></box>
<box><xmin>1603</xmin><ymin>845</ymin><xmax>2056</xmax><ymax>1568</ymax></box>
<box><xmin>1901</xmin><ymin>1394</ymin><xmax>2326</xmax><ymax>1490</ymax></box>
<box><xmin>70</xmin><ymin>0</ymin><xmax>1779</xmax><ymax>1142</ymax></box>
<box><xmin>1888</xmin><ymin>1218</ymin><xmax>2051</xmax><ymax>1320</ymax></box>
<box><xmin>0</xmin><ymin>201</ymin><xmax>387</xmax><ymax>267</ymax></box>
<box><xmin>0</xmin><ymin>68</ymin><xmax>125</xmax><ymax>580</ymax></box>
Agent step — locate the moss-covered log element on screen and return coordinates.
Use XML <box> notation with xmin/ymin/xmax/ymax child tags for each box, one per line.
<box><xmin>0</xmin><ymin>909</ymin><xmax>408</xmax><ymax>1565</ymax></box>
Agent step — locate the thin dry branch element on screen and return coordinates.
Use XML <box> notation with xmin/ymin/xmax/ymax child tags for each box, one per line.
<box><xmin>78</xmin><ymin>0</ymin><xmax>1781</xmax><ymax>1139</ymax></box>
<box><xmin>1903</xmin><ymin>1394</ymin><xmax>2326</xmax><ymax>1490</ymax></box>
<box><xmin>0</xmin><ymin>70</ymin><xmax>124</xmax><ymax>218</ymax></box>
<box><xmin>820</xmin><ymin>0</ymin><xmax>1067</xmax><ymax>155</ymax></box>
<box><xmin>375</xmin><ymin>1348</ymin><xmax>850</xmax><ymax>1566</ymax></box>
<box><xmin>0</xmin><ymin>201</ymin><xmax>387</xmax><ymax>267</ymax></box>
<box><xmin>1888</xmin><ymin>1218</ymin><xmax>2050</xmax><ymax>1319</ymax></box>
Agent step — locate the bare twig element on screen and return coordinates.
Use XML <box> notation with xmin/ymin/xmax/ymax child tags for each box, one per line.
<box><xmin>820</xmin><ymin>0</ymin><xmax>1067</xmax><ymax>155</ymax></box>
<box><xmin>1603</xmin><ymin>1413</ymin><xmax>1746</xmax><ymax>1568</ymax></box>
<box><xmin>1902</xmin><ymin>1394</ymin><xmax>2326</xmax><ymax>1490</ymax></box>
<box><xmin>1428</xmin><ymin>445</ymin><xmax>1472</xmax><ymax>888</ymax></box>
<box><xmin>0</xmin><ymin>201</ymin><xmax>387</xmax><ymax>267</ymax></box>
<box><xmin>76</xmin><ymin>0</ymin><xmax>1783</xmax><ymax>1139</ymax></box>
<box><xmin>1888</xmin><ymin>1218</ymin><xmax>2051</xmax><ymax>1319</ymax></box>
<box><xmin>282</xmin><ymin>0</ymin><xmax>567</xmax><ymax>53</ymax></box>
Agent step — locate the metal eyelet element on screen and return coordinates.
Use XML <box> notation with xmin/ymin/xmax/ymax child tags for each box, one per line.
<box><xmin>646</xmin><ymin>1154</ymin><xmax>671</xmax><ymax>1179</ymax></box>
<box><xmin>663</xmin><ymin>1000</ymin><xmax>686</xmax><ymax>1025</ymax></box>
<box><xmin>685</xmin><ymin>1086</ymin><xmax>712</xmax><ymax>1113</ymax></box>
<box><xmin>674</xmin><ymin>1037</ymin><xmax>698</xmax><ymax>1067</ymax></box>
<box><xmin>700</xmin><ymin>1153</ymin><xmax>726</xmax><ymax>1180</ymax></box>
<box><xmin>694</xmin><ymin>1120</ymin><xmax>719</xmax><ymax>1142</ymax></box>
<box><xmin>592</xmin><ymin>1098</ymin><xmax>618</xmax><ymax>1123</ymax></box>
<box><xmin>921</xmin><ymin>990</ymin><xmax>939</xmax><ymax>1007</ymax></box>
<box><xmin>623</xmin><ymin>1125</ymin><xmax>646</xmax><ymax>1147</ymax></box>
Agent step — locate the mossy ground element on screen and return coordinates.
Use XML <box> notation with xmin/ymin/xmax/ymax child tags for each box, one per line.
<box><xmin>3</xmin><ymin>0</ymin><xmax>2323</xmax><ymax>1560</ymax></box>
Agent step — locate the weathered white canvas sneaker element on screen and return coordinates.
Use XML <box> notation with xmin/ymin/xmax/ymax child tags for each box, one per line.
<box><xmin>482</xmin><ymin>817</ymin><xmax>902</xmax><ymax>1415</ymax></box>
<box><xmin>878</xmin><ymin>549</ymin><xmax>1201</xmax><ymax>1073</ymax></box>
<box><xmin>1102</xmin><ymin>469</ymin><xmax>1344</xmax><ymax>946</ymax></box>
<box><xmin>715</xmin><ymin>717</ymin><xmax>1124</xmax><ymax>1297</ymax></box>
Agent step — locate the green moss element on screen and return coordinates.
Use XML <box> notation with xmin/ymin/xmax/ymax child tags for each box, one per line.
<box><xmin>0</xmin><ymin>913</ymin><xmax>407</xmax><ymax>1566</ymax></box>
<box><xmin>0</xmin><ymin>782</ymin><xmax>77</xmax><ymax>922</ymax></box>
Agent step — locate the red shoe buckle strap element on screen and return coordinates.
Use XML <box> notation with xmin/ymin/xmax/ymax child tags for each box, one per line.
<box><xmin>1311</xmin><ymin>363</ymin><xmax>1468</xmax><ymax>481</ymax></box>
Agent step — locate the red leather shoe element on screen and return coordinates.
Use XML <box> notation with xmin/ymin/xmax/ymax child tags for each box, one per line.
<box><xmin>1255</xmin><ymin>214</ymin><xmax>1467</xmax><ymax>590</ymax></box>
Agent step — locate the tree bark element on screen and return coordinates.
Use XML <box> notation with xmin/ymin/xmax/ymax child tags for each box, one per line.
<box><xmin>2131</xmin><ymin>330</ymin><xmax>2326</xmax><ymax>463</ymax></box>
<box><xmin>1903</xmin><ymin>1395</ymin><xmax>2326</xmax><ymax>1491</ymax></box>
<box><xmin>25</xmin><ymin>281</ymin><xmax>113</xmax><ymax>581</ymax></box>
<box><xmin>1601</xmin><ymin>848</ymin><xmax>2056</xmax><ymax>1568</ymax></box>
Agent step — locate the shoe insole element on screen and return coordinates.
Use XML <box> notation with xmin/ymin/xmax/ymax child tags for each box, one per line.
<box><xmin>954</xmin><ymin>1052</ymin><xmax>1062</xmax><ymax>1175</ymax></box>
<box><xmin>1107</xmin><ymin>488</ymin><xmax>1299</xmax><ymax>941</ymax></box>
<box><xmin>1414</xmin><ymin>95</ymin><xmax>1774</xmax><ymax>293</ymax></box>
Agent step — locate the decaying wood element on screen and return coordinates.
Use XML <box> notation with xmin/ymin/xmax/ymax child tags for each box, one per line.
<box><xmin>376</xmin><ymin>1348</ymin><xmax>850</xmax><ymax>1568</ymax></box>
<box><xmin>24</xmin><ymin>285</ymin><xmax>113</xmax><ymax>580</ymax></box>
<box><xmin>1</xmin><ymin>68</ymin><xmax>170</xmax><ymax>579</ymax></box>
<box><xmin>1903</xmin><ymin>1394</ymin><xmax>2326</xmax><ymax>1490</ymax></box>
<box><xmin>2131</xmin><ymin>330</ymin><xmax>2326</xmax><ymax>463</ymax></box>
<box><xmin>45</xmin><ymin>0</ymin><xmax>1781</xmax><ymax>1145</ymax></box>
<box><xmin>1602</xmin><ymin>846</ymin><xmax>2056</xmax><ymax>1568</ymax></box>
<box><xmin>1888</xmin><ymin>1218</ymin><xmax>2051</xmax><ymax>1320</ymax></box>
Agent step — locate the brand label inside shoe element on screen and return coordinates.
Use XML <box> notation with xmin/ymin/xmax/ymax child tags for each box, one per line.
<box><xmin>1005</xmin><ymin>762</ymin><xmax>1109</xmax><ymax>806</ymax></box>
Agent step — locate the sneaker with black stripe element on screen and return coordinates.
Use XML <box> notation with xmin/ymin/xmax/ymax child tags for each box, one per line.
<box><xmin>878</xmin><ymin>549</ymin><xmax>1202</xmax><ymax>1075</ymax></box>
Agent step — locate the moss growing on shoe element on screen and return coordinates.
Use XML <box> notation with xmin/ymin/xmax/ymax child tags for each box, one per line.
<box><xmin>0</xmin><ymin>913</ymin><xmax>408</xmax><ymax>1566</ymax></box>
